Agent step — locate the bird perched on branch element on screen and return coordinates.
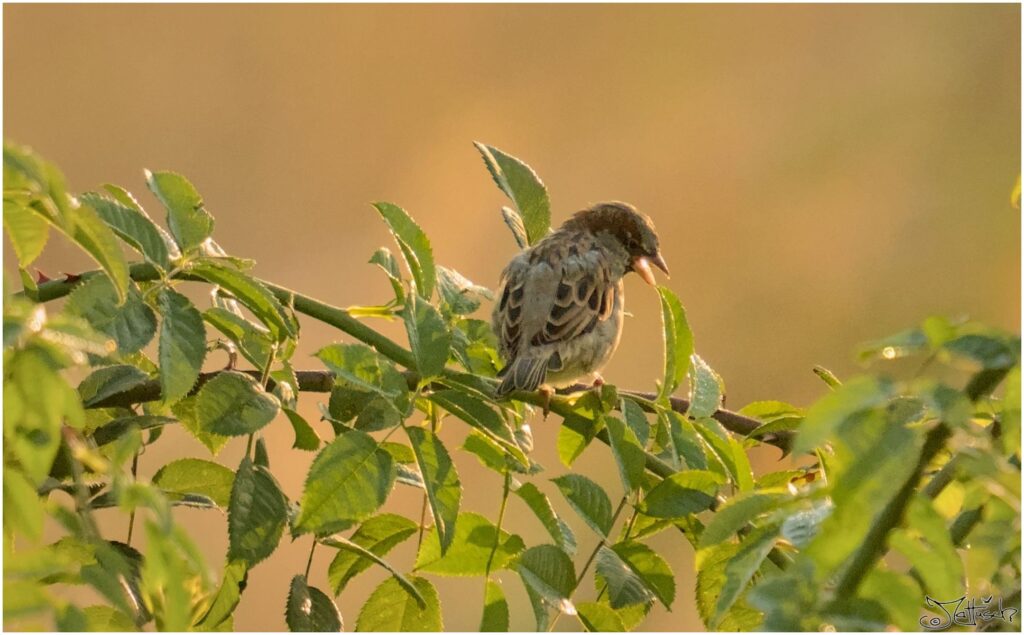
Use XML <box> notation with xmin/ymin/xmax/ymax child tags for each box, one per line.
<box><xmin>492</xmin><ymin>202</ymin><xmax>669</xmax><ymax>407</ymax></box>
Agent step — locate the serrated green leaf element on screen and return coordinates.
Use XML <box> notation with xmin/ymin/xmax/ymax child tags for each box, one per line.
<box><xmin>4</xmin><ymin>348</ymin><xmax>84</xmax><ymax>484</ymax></box>
<box><xmin>3</xmin><ymin>199</ymin><xmax>49</xmax><ymax>266</ymax></box>
<box><xmin>190</xmin><ymin>260</ymin><xmax>296</xmax><ymax>341</ymax></box>
<box><xmin>316</xmin><ymin>343</ymin><xmax>408</xmax><ymax>400</ymax></box>
<box><xmin>595</xmin><ymin>546</ymin><xmax>653</xmax><ymax>609</ymax></box>
<box><xmin>65</xmin><ymin>201</ymin><xmax>131</xmax><ymax>303</ymax></box>
<box><xmin>286</xmin><ymin>575</ymin><xmax>343</xmax><ymax>632</ymax></box>
<box><xmin>791</xmin><ymin>376</ymin><xmax>893</xmax><ymax>455</ymax></box>
<box><xmin>944</xmin><ymin>333</ymin><xmax>1020</xmax><ymax>369</ymax></box>
<box><xmin>152</xmin><ymin>458</ymin><xmax>235</xmax><ymax>508</ymax></box>
<box><xmin>297</xmin><ymin>431</ymin><xmax>395</xmax><ymax>533</ymax></box>
<box><xmin>196</xmin><ymin>371</ymin><xmax>280</xmax><ymax>437</ymax></box>
<box><xmin>604</xmin><ymin>415</ymin><xmax>646</xmax><ymax>493</ymax></box>
<box><xmin>514</xmin><ymin>482</ymin><xmax>577</xmax><ymax>555</ymax></box>
<box><xmin>195</xmin><ymin>560</ymin><xmax>248</xmax><ymax>631</ymax></box>
<box><xmin>429</xmin><ymin>389</ymin><xmax>521</xmax><ymax>452</ymax></box>
<box><xmin>204</xmin><ymin>307</ymin><xmax>274</xmax><ymax>370</ymax></box>
<box><xmin>576</xmin><ymin>602</ymin><xmax>625</xmax><ymax>632</ymax></box>
<box><xmin>480</xmin><ymin>580</ymin><xmax>509</xmax><ymax>632</ymax></box>
<box><xmin>227</xmin><ymin>457</ymin><xmax>287</xmax><ymax>566</ymax></box>
<box><xmin>557</xmin><ymin>414</ymin><xmax>600</xmax><ymax>467</ymax></box>
<box><xmin>81</xmin><ymin>605</ymin><xmax>138</xmax><ymax>632</ymax></box>
<box><xmin>145</xmin><ymin>170</ymin><xmax>214</xmax><ymax>252</ymax></box>
<box><xmin>640</xmin><ymin>470</ymin><xmax>722</xmax><ymax>519</ymax></box>
<box><xmin>373</xmin><ymin>202</ymin><xmax>435</xmax><ymax>300</ymax></box>
<box><xmin>326</xmin><ymin>514</ymin><xmax>417</xmax><ymax>595</ymax></box>
<box><xmin>81</xmin><ymin>192</ymin><xmax>172</xmax><ymax>270</ymax></box>
<box><xmin>283</xmin><ymin>408</ymin><xmax>320</xmax><ymax>451</ymax></box>
<box><xmin>403</xmin><ymin>292</ymin><xmax>451</xmax><ymax>380</ymax></box>
<box><xmin>609</xmin><ymin>542</ymin><xmax>675</xmax><ymax>609</ymax></box>
<box><xmin>3</xmin><ymin>468</ymin><xmax>44</xmax><ymax>542</ymax></box>
<box><xmin>462</xmin><ymin>430</ymin><xmax>510</xmax><ymax>473</ymax></box>
<box><xmin>699</xmin><ymin>490</ymin><xmax>789</xmax><ymax>549</ymax></box>
<box><xmin>437</xmin><ymin>266</ymin><xmax>492</xmax><ymax>316</ymax></box>
<box><xmin>687</xmin><ymin>354</ymin><xmax>723</xmax><ymax>419</ymax></box>
<box><xmin>415</xmin><ymin>512</ymin><xmax>524</xmax><ymax>576</ymax></box>
<box><xmin>173</xmin><ymin>396</ymin><xmax>229</xmax><ymax>455</ymax></box>
<box><xmin>77</xmin><ymin>365</ymin><xmax>151</xmax><ymax>408</ymax></box>
<box><xmin>889</xmin><ymin>496</ymin><xmax>963</xmax><ymax>600</ymax></box>
<box><xmin>713</xmin><ymin>523</ymin><xmax>779</xmax><ymax>627</ymax></box>
<box><xmin>859</xmin><ymin>570</ymin><xmax>921</xmax><ymax>632</ymax></box>
<box><xmin>551</xmin><ymin>474</ymin><xmax>613</xmax><ymax>537</ymax></box>
<box><xmin>157</xmin><ymin>288</ymin><xmax>206</xmax><ymax>405</ymax></box>
<box><xmin>369</xmin><ymin>246</ymin><xmax>405</xmax><ymax>302</ymax></box>
<box><xmin>499</xmin><ymin>206</ymin><xmax>529</xmax><ymax>249</ymax></box>
<box><xmin>621</xmin><ymin>398</ymin><xmax>650</xmax><ymax>448</ymax></box>
<box><xmin>406</xmin><ymin>426</ymin><xmax>461</xmax><ymax>554</ymax></box>
<box><xmin>656</xmin><ymin>287</ymin><xmax>693</xmax><ymax>400</ymax></box>
<box><xmin>696</xmin><ymin>541</ymin><xmax>765</xmax><ymax>631</ymax></box>
<box><xmin>320</xmin><ymin>534</ymin><xmax>424</xmax><ymax>609</ymax></box>
<box><xmin>65</xmin><ymin>277</ymin><xmax>156</xmax><ymax>355</ymax></box>
<box><xmin>356</xmin><ymin>576</ymin><xmax>441</xmax><ymax>632</ymax></box>
<box><xmin>516</xmin><ymin>545</ymin><xmax>576</xmax><ymax>613</ymax></box>
<box><xmin>474</xmin><ymin>143</ymin><xmax>551</xmax><ymax>245</ymax></box>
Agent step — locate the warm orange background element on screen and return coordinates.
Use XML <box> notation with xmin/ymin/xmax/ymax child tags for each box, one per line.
<box><xmin>4</xmin><ymin>4</ymin><xmax>1020</xmax><ymax>632</ymax></box>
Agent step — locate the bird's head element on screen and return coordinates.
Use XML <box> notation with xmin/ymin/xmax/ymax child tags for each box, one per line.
<box><xmin>562</xmin><ymin>201</ymin><xmax>669</xmax><ymax>285</ymax></box>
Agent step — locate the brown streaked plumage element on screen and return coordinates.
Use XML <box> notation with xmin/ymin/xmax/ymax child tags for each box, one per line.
<box><xmin>492</xmin><ymin>202</ymin><xmax>669</xmax><ymax>397</ymax></box>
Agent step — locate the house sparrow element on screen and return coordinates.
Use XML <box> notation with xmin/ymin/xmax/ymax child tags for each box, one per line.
<box><xmin>492</xmin><ymin>202</ymin><xmax>669</xmax><ymax>401</ymax></box>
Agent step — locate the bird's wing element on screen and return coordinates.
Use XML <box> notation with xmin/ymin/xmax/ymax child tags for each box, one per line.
<box><xmin>494</xmin><ymin>234</ymin><xmax>618</xmax><ymax>364</ymax></box>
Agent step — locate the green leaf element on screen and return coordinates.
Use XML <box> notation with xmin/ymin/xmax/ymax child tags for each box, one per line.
<box><xmin>698</xmin><ymin>490</ymin><xmax>789</xmax><ymax>549</ymax></box>
<box><xmin>373</xmin><ymin>201</ymin><xmax>436</xmax><ymax>300</ymax></box>
<box><xmin>462</xmin><ymin>431</ymin><xmax>511</xmax><ymax>474</ymax></box>
<box><xmin>152</xmin><ymin>458</ymin><xmax>235</xmax><ymax>508</ymax></box>
<box><xmin>712</xmin><ymin>524</ymin><xmax>779</xmax><ymax>627</ymax></box>
<box><xmin>687</xmin><ymin>354</ymin><xmax>724</xmax><ymax>419</ymax></box>
<box><xmin>326</xmin><ymin>514</ymin><xmax>417</xmax><ymax>595</ymax></box>
<box><xmin>791</xmin><ymin>376</ymin><xmax>893</xmax><ymax>455</ymax></box>
<box><xmin>429</xmin><ymin>390</ymin><xmax>521</xmax><ymax>450</ymax></box>
<box><xmin>65</xmin><ymin>277</ymin><xmax>156</xmax><ymax>355</ymax></box>
<box><xmin>80</xmin><ymin>192</ymin><xmax>172</xmax><ymax>270</ymax></box>
<box><xmin>415</xmin><ymin>512</ymin><xmax>524</xmax><ymax>576</ymax></box>
<box><xmin>4</xmin><ymin>348</ymin><xmax>85</xmax><ymax>484</ymax></box>
<box><xmin>283</xmin><ymin>408</ymin><xmax>321</xmax><ymax>451</ymax></box>
<box><xmin>696</xmin><ymin>542</ymin><xmax>765</xmax><ymax>631</ymax></box>
<box><xmin>355</xmin><ymin>576</ymin><xmax>442</xmax><ymax>632</ymax></box>
<box><xmin>640</xmin><ymin>470</ymin><xmax>723</xmax><ymax>519</ymax></box>
<box><xmin>656</xmin><ymin>287</ymin><xmax>693</xmax><ymax>400</ymax></box>
<box><xmin>81</xmin><ymin>605</ymin><xmax>138</xmax><ymax>632</ymax></box>
<box><xmin>65</xmin><ymin>202</ymin><xmax>131</xmax><ymax>303</ymax></box>
<box><xmin>576</xmin><ymin>602</ymin><xmax>625</xmax><ymax>632</ymax></box>
<box><xmin>3</xmin><ymin>468</ymin><xmax>44</xmax><ymax>542</ymax></box>
<box><xmin>190</xmin><ymin>260</ymin><xmax>296</xmax><ymax>341</ymax></box>
<box><xmin>145</xmin><ymin>170</ymin><xmax>214</xmax><ymax>252</ymax></box>
<box><xmin>857</xmin><ymin>327</ymin><xmax>929</xmax><ymax>362</ymax></box>
<box><xmin>369</xmin><ymin>247</ymin><xmax>405</xmax><ymax>302</ymax></box>
<box><xmin>609</xmin><ymin>542</ymin><xmax>675</xmax><ymax>609</ymax></box>
<box><xmin>195</xmin><ymin>560</ymin><xmax>248</xmax><ymax>630</ymax></box>
<box><xmin>3</xmin><ymin>200</ymin><xmax>49</xmax><ymax>265</ymax></box>
<box><xmin>173</xmin><ymin>396</ymin><xmax>229</xmax><ymax>456</ymax></box>
<box><xmin>944</xmin><ymin>333</ymin><xmax>1020</xmax><ymax>369</ymax></box>
<box><xmin>406</xmin><ymin>426</ymin><xmax>461</xmax><ymax>554</ymax></box>
<box><xmin>320</xmin><ymin>534</ymin><xmax>424</xmax><ymax>609</ymax></box>
<box><xmin>437</xmin><ymin>266</ymin><xmax>492</xmax><ymax>316</ymax></box>
<box><xmin>604</xmin><ymin>415</ymin><xmax>646</xmax><ymax>493</ymax></box>
<box><xmin>499</xmin><ymin>206</ymin><xmax>529</xmax><ymax>249</ymax></box>
<box><xmin>227</xmin><ymin>457</ymin><xmax>287</xmax><ymax>566</ymax></box>
<box><xmin>516</xmin><ymin>545</ymin><xmax>576</xmax><ymax>615</ymax></box>
<box><xmin>888</xmin><ymin>496</ymin><xmax>963</xmax><ymax>600</ymax></box>
<box><xmin>474</xmin><ymin>143</ymin><xmax>551</xmax><ymax>245</ymax></box>
<box><xmin>77</xmin><ymin>365</ymin><xmax>150</xmax><ymax>408</ymax></box>
<box><xmin>297</xmin><ymin>431</ymin><xmax>395</xmax><ymax>533</ymax></box>
<box><xmin>203</xmin><ymin>308</ymin><xmax>274</xmax><ymax>369</ymax></box>
<box><xmin>316</xmin><ymin>343</ymin><xmax>408</xmax><ymax>400</ymax></box>
<box><xmin>196</xmin><ymin>371</ymin><xmax>280</xmax><ymax>437</ymax></box>
<box><xmin>402</xmin><ymin>292</ymin><xmax>451</xmax><ymax>380</ymax></box>
<box><xmin>513</xmin><ymin>482</ymin><xmax>577</xmax><ymax>555</ymax></box>
<box><xmin>156</xmin><ymin>288</ymin><xmax>206</xmax><ymax>405</ymax></box>
<box><xmin>286</xmin><ymin>575</ymin><xmax>343</xmax><ymax>632</ymax></box>
<box><xmin>557</xmin><ymin>415</ymin><xmax>600</xmax><ymax>467</ymax></box>
<box><xmin>595</xmin><ymin>546</ymin><xmax>653</xmax><ymax>609</ymax></box>
<box><xmin>551</xmin><ymin>474</ymin><xmax>613</xmax><ymax>536</ymax></box>
<box><xmin>621</xmin><ymin>398</ymin><xmax>650</xmax><ymax>447</ymax></box>
<box><xmin>480</xmin><ymin>580</ymin><xmax>509</xmax><ymax>632</ymax></box>
<box><xmin>859</xmin><ymin>570</ymin><xmax>921</xmax><ymax>632</ymax></box>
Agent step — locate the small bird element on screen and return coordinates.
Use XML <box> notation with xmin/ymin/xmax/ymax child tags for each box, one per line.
<box><xmin>492</xmin><ymin>202</ymin><xmax>669</xmax><ymax>403</ymax></box>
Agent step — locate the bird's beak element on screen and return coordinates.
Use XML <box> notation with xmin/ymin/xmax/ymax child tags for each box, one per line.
<box><xmin>633</xmin><ymin>253</ymin><xmax>670</xmax><ymax>286</ymax></box>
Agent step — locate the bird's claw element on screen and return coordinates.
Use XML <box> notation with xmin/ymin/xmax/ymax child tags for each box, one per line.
<box><xmin>539</xmin><ymin>386</ymin><xmax>553</xmax><ymax>419</ymax></box>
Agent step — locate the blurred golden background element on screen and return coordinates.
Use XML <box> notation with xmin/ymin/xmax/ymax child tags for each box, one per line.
<box><xmin>4</xmin><ymin>4</ymin><xmax>1020</xmax><ymax>632</ymax></box>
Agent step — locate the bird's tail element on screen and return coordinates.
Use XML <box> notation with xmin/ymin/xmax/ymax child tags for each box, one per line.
<box><xmin>496</xmin><ymin>357</ymin><xmax>548</xmax><ymax>397</ymax></box>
